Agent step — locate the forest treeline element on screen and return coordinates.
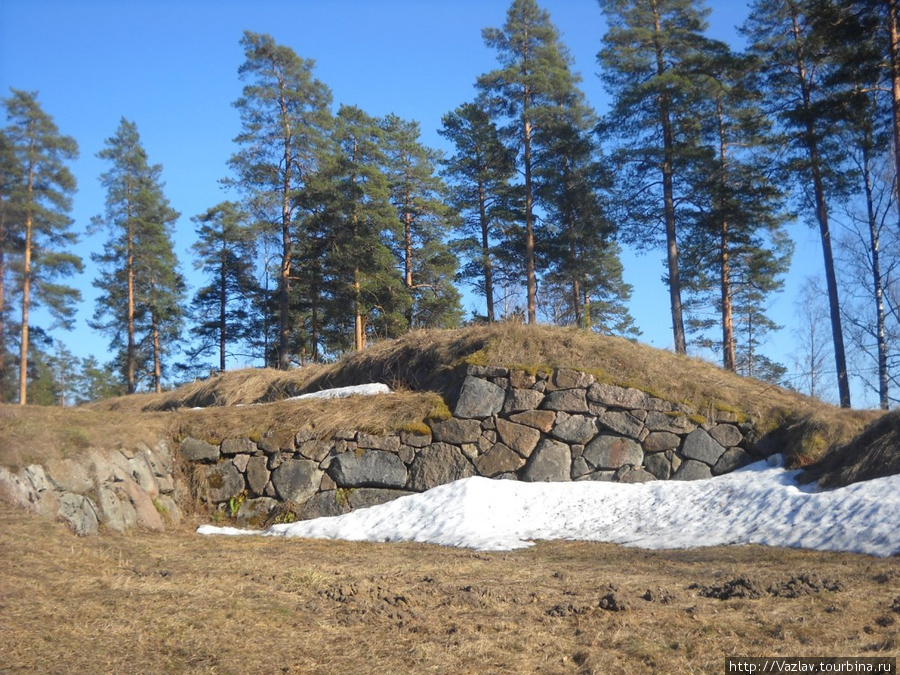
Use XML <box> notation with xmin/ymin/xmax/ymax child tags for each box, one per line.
<box><xmin>1</xmin><ymin>0</ymin><xmax>898</xmax><ymax>409</ymax></box>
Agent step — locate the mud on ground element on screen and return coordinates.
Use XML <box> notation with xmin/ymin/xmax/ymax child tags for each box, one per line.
<box><xmin>0</xmin><ymin>509</ymin><xmax>897</xmax><ymax>674</ymax></box>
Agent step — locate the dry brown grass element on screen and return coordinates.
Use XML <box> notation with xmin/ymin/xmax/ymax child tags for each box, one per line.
<box><xmin>1</xmin><ymin>507</ymin><xmax>897</xmax><ymax>674</ymax></box>
<box><xmin>26</xmin><ymin>324</ymin><xmax>886</xmax><ymax>467</ymax></box>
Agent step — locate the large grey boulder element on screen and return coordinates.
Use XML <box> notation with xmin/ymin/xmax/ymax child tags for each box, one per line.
<box><xmin>587</xmin><ymin>383</ymin><xmax>650</xmax><ymax>409</ymax></box>
<box><xmin>408</xmin><ymin>443</ymin><xmax>475</xmax><ymax>491</ymax></box>
<box><xmin>235</xmin><ymin>497</ymin><xmax>278</xmax><ymax>526</ymax></box>
<box><xmin>522</xmin><ymin>439</ymin><xmax>571</xmax><ymax>482</ymax></box>
<box><xmin>642</xmin><ymin>431</ymin><xmax>681</xmax><ymax>453</ymax></box>
<box><xmin>430</xmin><ymin>418</ymin><xmax>483</xmax><ymax>445</ymax></box>
<box><xmin>681</xmin><ymin>429</ymin><xmax>727</xmax><ymax>466</ymax></box>
<box><xmin>495</xmin><ymin>418</ymin><xmax>541</xmax><ymax>458</ymax></box>
<box><xmin>300</xmin><ymin>491</ymin><xmax>350</xmax><ymax>519</ymax></box>
<box><xmin>348</xmin><ymin>488</ymin><xmax>415</xmax><ymax>510</ymax></box>
<box><xmin>596</xmin><ymin>411</ymin><xmax>644</xmax><ymax>440</ymax></box>
<box><xmin>503</xmin><ymin>388</ymin><xmax>545</xmax><ymax>413</ymax></box>
<box><xmin>246</xmin><ymin>456</ymin><xmax>270</xmax><ymax>496</ymax></box>
<box><xmin>180</xmin><ymin>437</ymin><xmax>220</xmax><ymax>462</ymax></box>
<box><xmin>474</xmin><ymin>443</ymin><xmax>525</xmax><ymax>477</ymax></box>
<box><xmin>221</xmin><ymin>438</ymin><xmax>256</xmax><ymax>456</ymax></box>
<box><xmin>712</xmin><ymin>447</ymin><xmax>752</xmax><ymax>476</ymax></box>
<box><xmin>272</xmin><ymin>459</ymin><xmax>322</xmax><ymax>503</ymax></box>
<box><xmin>327</xmin><ymin>450</ymin><xmax>407</xmax><ymax>489</ymax></box>
<box><xmin>709</xmin><ymin>424</ymin><xmax>744</xmax><ymax>449</ymax></box>
<box><xmin>203</xmin><ymin>461</ymin><xmax>246</xmax><ymax>503</ymax></box>
<box><xmin>583</xmin><ymin>435</ymin><xmax>643</xmax><ymax>470</ymax></box>
<box><xmin>541</xmin><ymin>388</ymin><xmax>590</xmax><ymax>413</ymax></box>
<box><xmin>44</xmin><ymin>458</ymin><xmax>93</xmax><ymax>494</ymax></box>
<box><xmin>356</xmin><ymin>433</ymin><xmax>401</xmax><ymax>452</ymax></box>
<box><xmin>454</xmin><ymin>376</ymin><xmax>505</xmax><ymax>418</ymax></box>
<box><xmin>671</xmin><ymin>459</ymin><xmax>713</xmax><ymax>481</ymax></box>
<box><xmin>643</xmin><ymin>452</ymin><xmax>673</xmax><ymax>480</ymax></box>
<box><xmin>57</xmin><ymin>493</ymin><xmax>99</xmax><ymax>536</ymax></box>
<box><xmin>95</xmin><ymin>485</ymin><xmax>137</xmax><ymax>533</ymax></box>
<box><xmin>551</xmin><ymin>412</ymin><xmax>597</xmax><ymax>445</ymax></box>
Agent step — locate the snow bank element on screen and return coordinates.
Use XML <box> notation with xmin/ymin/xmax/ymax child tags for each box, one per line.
<box><xmin>198</xmin><ymin>456</ymin><xmax>900</xmax><ymax>556</ymax></box>
<box><xmin>285</xmin><ymin>383</ymin><xmax>392</xmax><ymax>401</ymax></box>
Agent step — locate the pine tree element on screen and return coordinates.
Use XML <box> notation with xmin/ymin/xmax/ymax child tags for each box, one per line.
<box><xmin>478</xmin><ymin>0</ymin><xmax>579</xmax><ymax>324</ymax></box>
<box><xmin>228</xmin><ymin>31</ymin><xmax>332</xmax><ymax>369</ymax></box>
<box><xmin>92</xmin><ymin>118</ymin><xmax>182</xmax><ymax>393</ymax></box>
<box><xmin>380</xmin><ymin>114</ymin><xmax>462</xmax><ymax>330</ymax></box>
<box><xmin>439</xmin><ymin>101</ymin><xmax>517</xmax><ymax>323</ymax></box>
<box><xmin>189</xmin><ymin>201</ymin><xmax>260</xmax><ymax>371</ymax></box>
<box><xmin>535</xmin><ymin>90</ymin><xmax>637</xmax><ymax>336</ymax></box>
<box><xmin>743</xmin><ymin>0</ymin><xmax>852</xmax><ymax>406</ymax></box>
<box><xmin>597</xmin><ymin>0</ymin><xmax>713</xmax><ymax>354</ymax></box>
<box><xmin>2</xmin><ymin>89</ymin><xmax>82</xmax><ymax>405</ymax></box>
<box><xmin>680</xmin><ymin>43</ymin><xmax>792</xmax><ymax>374</ymax></box>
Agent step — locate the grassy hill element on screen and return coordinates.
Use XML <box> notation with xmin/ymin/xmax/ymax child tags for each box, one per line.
<box><xmin>1</xmin><ymin>324</ymin><xmax>886</xmax><ymax>477</ymax></box>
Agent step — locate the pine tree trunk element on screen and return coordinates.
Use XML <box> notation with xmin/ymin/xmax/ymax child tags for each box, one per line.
<box><xmin>152</xmin><ymin>315</ymin><xmax>162</xmax><ymax>394</ymax></box>
<box><xmin>524</xmin><ymin>115</ymin><xmax>537</xmax><ymax>325</ymax></box>
<box><xmin>219</xmin><ymin>251</ymin><xmax>227</xmax><ymax>372</ymax></box>
<box><xmin>790</xmin><ymin>7</ymin><xmax>851</xmax><ymax>407</ymax></box>
<box><xmin>278</xmin><ymin>77</ymin><xmax>293</xmax><ymax>371</ymax></box>
<box><xmin>653</xmin><ymin>0</ymin><xmax>687</xmax><ymax>355</ymax></box>
<box><xmin>478</xmin><ymin>180</ymin><xmax>495</xmax><ymax>323</ymax></box>
<box><xmin>17</xmin><ymin>136</ymin><xmax>35</xmax><ymax>405</ymax></box>
<box><xmin>717</xmin><ymin>103</ymin><xmax>736</xmax><ymax>372</ymax></box>
<box><xmin>18</xmin><ymin>209</ymin><xmax>32</xmax><ymax>405</ymax></box>
<box><xmin>0</xmin><ymin>248</ymin><xmax>5</xmax><ymax>399</ymax></box>
<box><xmin>127</xmin><ymin>217</ymin><xmax>135</xmax><ymax>395</ymax></box>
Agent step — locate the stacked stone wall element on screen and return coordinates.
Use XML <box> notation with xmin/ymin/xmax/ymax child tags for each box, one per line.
<box><xmin>183</xmin><ymin>366</ymin><xmax>765</xmax><ymax>526</ymax></box>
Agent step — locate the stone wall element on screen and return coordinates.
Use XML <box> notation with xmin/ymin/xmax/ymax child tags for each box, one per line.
<box><xmin>184</xmin><ymin>366</ymin><xmax>764</xmax><ymax>527</ymax></box>
<box><xmin>0</xmin><ymin>365</ymin><xmax>768</xmax><ymax>534</ymax></box>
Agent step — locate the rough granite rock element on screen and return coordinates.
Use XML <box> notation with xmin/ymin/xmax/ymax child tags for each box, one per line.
<box><xmin>95</xmin><ymin>485</ymin><xmax>136</xmax><ymax>533</ymax></box>
<box><xmin>495</xmin><ymin>418</ymin><xmax>542</xmax><ymax>458</ymax></box>
<box><xmin>271</xmin><ymin>459</ymin><xmax>323</xmax><ymax>503</ymax></box>
<box><xmin>221</xmin><ymin>438</ymin><xmax>256</xmax><ymax>456</ymax></box>
<box><xmin>327</xmin><ymin>450</ymin><xmax>407</xmax><ymax>489</ymax></box>
<box><xmin>454</xmin><ymin>376</ymin><xmax>506</xmax><ymax>418</ymax></box>
<box><xmin>503</xmin><ymin>388</ymin><xmax>546</xmax><ymax>413</ymax></box>
<box><xmin>643</xmin><ymin>452</ymin><xmax>672</xmax><ymax>480</ymax></box>
<box><xmin>671</xmin><ymin>459</ymin><xmax>713</xmax><ymax>481</ymax></box>
<box><xmin>551</xmin><ymin>412</ymin><xmax>597</xmax><ymax>445</ymax></box>
<box><xmin>681</xmin><ymin>429</ymin><xmax>727</xmax><ymax>466</ymax></box>
<box><xmin>642</xmin><ymin>431</ymin><xmax>682</xmax><ymax>453</ymax></box>
<box><xmin>408</xmin><ymin>443</ymin><xmax>475</xmax><ymax>491</ymax></box>
<box><xmin>547</xmin><ymin>368</ymin><xmax>595</xmax><ymax>391</ymax></box>
<box><xmin>583</xmin><ymin>435</ymin><xmax>643</xmax><ymax>470</ymax></box>
<box><xmin>522</xmin><ymin>439</ymin><xmax>571</xmax><ymax>482</ymax></box>
<box><xmin>430</xmin><ymin>418</ymin><xmax>483</xmax><ymax>445</ymax></box>
<box><xmin>235</xmin><ymin>497</ymin><xmax>278</xmax><ymax>526</ymax></box>
<box><xmin>508</xmin><ymin>410</ymin><xmax>557</xmax><ymax>433</ymax></box>
<box><xmin>348</xmin><ymin>488</ymin><xmax>415</xmax><ymax>510</ymax></box>
<box><xmin>713</xmin><ymin>447</ymin><xmax>752</xmax><ymax>476</ymax></box>
<box><xmin>709</xmin><ymin>424</ymin><xmax>744</xmax><ymax>449</ymax></box>
<box><xmin>203</xmin><ymin>461</ymin><xmax>246</xmax><ymax>503</ymax></box>
<box><xmin>57</xmin><ymin>493</ymin><xmax>100</xmax><ymax>536</ymax></box>
<box><xmin>596</xmin><ymin>411</ymin><xmax>645</xmax><ymax>440</ymax></box>
<box><xmin>180</xmin><ymin>437</ymin><xmax>220</xmax><ymax>463</ymax></box>
<box><xmin>246</xmin><ymin>456</ymin><xmax>270</xmax><ymax>496</ymax></box>
<box><xmin>300</xmin><ymin>491</ymin><xmax>350</xmax><ymax>520</ymax></box>
<box><xmin>474</xmin><ymin>443</ymin><xmax>526</xmax><ymax>477</ymax></box>
<box><xmin>356</xmin><ymin>433</ymin><xmax>401</xmax><ymax>452</ymax></box>
<box><xmin>541</xmin><ymin>388</ymin><xmax>590</xmax><ymax>413</ymax></box>
<box><xmin>587</xmin><ymin>383</ymin><xmax>650</xmax><ymax>409</ymax></box>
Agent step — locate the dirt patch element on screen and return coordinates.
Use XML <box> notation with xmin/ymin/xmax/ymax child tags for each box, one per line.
<box><xmin>1</xmin><ymin>508</ymin><xmax>898</xmax><ymax>674</ymax></box>
<box><xmin>691</xmin><ymin>573</ymin><xmax>844</xmax><ymax>601</ymax></box>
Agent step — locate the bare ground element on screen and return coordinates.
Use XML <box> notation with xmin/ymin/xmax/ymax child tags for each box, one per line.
<box><xmin>1</xmin><ymin>508</ymin><xmax>897</xmax><ymax>674</ymax></box>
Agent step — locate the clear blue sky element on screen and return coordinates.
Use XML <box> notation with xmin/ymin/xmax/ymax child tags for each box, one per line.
<box><xmin>0</xmin><ymin>1</ymin><xmax>844</xmax><ymax>403</ymax></box>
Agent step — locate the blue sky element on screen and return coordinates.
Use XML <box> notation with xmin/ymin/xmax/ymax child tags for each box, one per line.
<box><xmin>0</xmin><ymin>1</ymin><xmax>843</xmax><ymax>402</ymax></box>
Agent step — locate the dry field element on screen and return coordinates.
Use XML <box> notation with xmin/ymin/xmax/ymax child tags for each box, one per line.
<box><xmin>1</xmin><ymin>508</ymin><xmax>897</xmax><ymax>675</ymax></box>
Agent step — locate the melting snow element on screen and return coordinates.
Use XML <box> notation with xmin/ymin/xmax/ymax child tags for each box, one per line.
<box><xmin>198</xmin><ymin>456</ymin><xmax>900</xmax><ymax>556</ymax></box>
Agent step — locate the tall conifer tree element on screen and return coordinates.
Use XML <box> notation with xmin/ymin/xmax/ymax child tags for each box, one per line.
<box><xmin>2</xmin><ymin>89</ymin><xmax>82</xmax><ymax>404</ymax></box>
<box><xmin>439</xmin><ymin>101</ymin><xmax>516</xmax><ymax>323</ymax></box>
<box><xmin>478</xmin><ymin>0</ymin><xmax>578</xmax><ymax>324</ymax></box>
<box><xmin>743</xmin><ymin>0</ymin><xmax>852</xmax><ymax>406</ymax></box>
<box><xmin>598</xmin><ymin>0</ymin><xmax>713</xmax><ymax>354</ymax></box>
<box><xmin>228</xmin><ymin>31</ymin><xmax>332</xmax><ymax>369</ymax></box>
<box><xmin>92</xmin><ymin>118</ymin><xmax>182</xmax><ymax>393</ymax></box>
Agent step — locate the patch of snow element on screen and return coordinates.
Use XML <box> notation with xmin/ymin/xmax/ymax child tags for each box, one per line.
<box><xmin>284</xmin><ymin>383</ymin><xmax>392</xmax><ymax>401</ymax></box>
<box><xmin>197</xmin><ymin>456</ymin><xmax>900</xmax><ymax>556</ymax></box>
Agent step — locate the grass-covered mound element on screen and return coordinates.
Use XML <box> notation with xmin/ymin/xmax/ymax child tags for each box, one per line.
<box><xmin>1</xmin><ymin>324</ymin><xmax>883</xmax><ymax>475</ymax></box>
